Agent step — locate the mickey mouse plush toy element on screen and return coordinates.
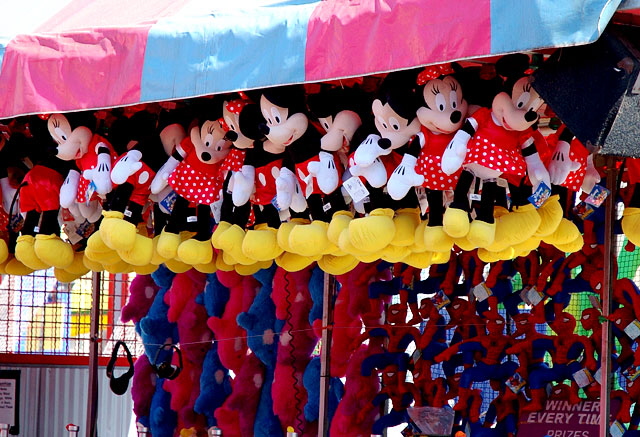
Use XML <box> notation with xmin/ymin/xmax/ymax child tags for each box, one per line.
<box><xmin>48</xmin><ymin>111</ymin><xmax>119</xmax><ymax>224</ymax></box>
<box><xmin>344</xmin><ymin>71</ymin><xmax>422</xmax><ymax>257</ymax></box>
<box><xmin>442</xmin><ymin>54</ymin><xmax>549</xmax><ymax>252</ymax></box>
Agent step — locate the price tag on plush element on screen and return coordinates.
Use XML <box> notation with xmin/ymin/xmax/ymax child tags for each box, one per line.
<box><xmin>415</xmin><ymin>187</ymin><xmax>429</xmax><ymax>215</ymax></box>
<box><xmin>572</xmin><ymin>368</ymin><xmax>594</xmax><ymax>388</ymax></box>
<box><xmin>472</xmin><ymin>282</ymin><xmax>493</xmax><ymax>302</ymax></box>
<box><xmin>610</xmin><ymin>421</ymin><xmax>626</xmax><ymax>437</ymax></box>
<box><xmin>624</xmin><ymin>319</ymin><xmax>640</xmax><ymax>340</ymax></box>
<box><xmin>342</xmin><ymin>176</ymin><xmax>370</xmax><ymax>204</ymax></box>
<box><xmin>528</xmin><ymin>181</ymin><xmax>551</xmax><ymax>208</ymax></box>
<box><xmin>432</xmin><ymin>290</ymin><xmax>450</xmax><ymax>309</ymax></box>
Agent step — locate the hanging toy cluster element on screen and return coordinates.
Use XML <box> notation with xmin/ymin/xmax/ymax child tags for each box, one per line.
<box><xmin>0</xmin><ymin>53</ymin><xmax>620</xmax><ymax>282</ymax></box>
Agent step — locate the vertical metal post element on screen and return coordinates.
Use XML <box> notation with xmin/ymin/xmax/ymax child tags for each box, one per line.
<box><xmin>86</xmin><ymin>271</ymin><xmax>101</xmax><ymax>437</ymax></box>
<box><xmin>600</xmin><ymin>156</ymin><xmax>618</xmax><ymax>437</ymax></box>
<box><xmin>318</xmin><ymin>273</ymin><xmax>336</xmax><ymax>436</ymax></box>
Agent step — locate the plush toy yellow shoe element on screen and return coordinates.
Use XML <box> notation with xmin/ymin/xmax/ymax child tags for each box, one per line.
<box><xmin>34</xmin><ymin>234</ymin><xmax>74</xmax><ymax>269</ymax></box>
<box><xmin>277</xmin><ymin>219</ymin><xmax>306</xmax><ymax>253</ymax></box>
<box><xmin>442</xmin><ymin>207</ymin><xmax>470</xmax><ymax>238</ymax></box>
<box><xmin>118</xmin><ymin>234</ymin><xmax>154</xmax><ymax>266</ymax></box>
<box><xmin>0</xmin><ymin>239</ymin><xmax>8</xmax><ymax>265</ymax></box>
<box><xmin>275</xmin><ymin>251</ymin><xmax>315</xmax><ymax>272</ymax></box>
<box><xmin>622</xmin><ymin>207</ymin><xmax>640</xmax><ymax>247</ymax></box>
<box><xmin>288</xmin><ymin>221</ymin><xmax>330</xmax><ymax>257</ymax></box>
<box><xmin>492</xmin><ymin>204</ymin><xmax>541</xmax><ymax>249</ymax></box>
<box><xmin>103</xmin><ymin>259</ymin><xmax>133</xmax><ymax>274</ymax></box>
<box><xmin>194</xmin><ymin>258</ymin><xmax>218</xmax><ymax>274</ymax></box>
<box><xmin>534</xmin><ymin>194</ymin><xmax>563</xmax><ymax>238</ymax></box>
<box><xmin>210</xmin><ymin>221</ymin><xmax>232</xmax><ymax>248</ymax></box>
<box><xmin>64</xmin><ymin>252</ymin><xmax>90</xmax><ymax>276</ymax></box>
<box><xmin>553</xmin><ymin>234</ymin><xmax>584</xmax><ymax>253</ymax></box>
<box><xmin>15</xmin><ymin>235</ymin><xmax>49</xmax><ymax>270</ymax></box>
<box><xmin>83</xmin><ymin>255</ymin><xmax>104</xmax><ymax>272</ymax></box>
<box><xmin>87</xmin><ymin>231</ymin><xmax>110</xmax><ymax>252</ymax></box>
<box><xmin>424</xmin><ymin>225</ymin><xmax>454</xmax><ymax>253</ymax></box>
<box><xmin>235</xmin><ymin>262</ymin><xmax>265</xmax><ymax>276</ymax></box>
<box><xmin>381</xmin><ymin>244</ymin><xmax>411</xmax><ymax>263</ymax></box>
<box><xmin>99</xmin><ymin>211</ymin><xmax>137</xmax><ymax>251</ymax></box>
<box><xmin>466</xmin><ymin>220</ymin><xmax>496</xmax><ymax>249</ymax></box>
<box><xmin>542</xmin><ymin>218</ymin><xmax>581</xmax><ymax>246</ymax></box>
<box><xmin>164</xmin><ymin>258</ymin><xmax>191</xmax><ymax>273</ymax></box>
<box><xmin>327</xmin><ymin>211</ymin><xmax>353</xmax><ymax>246</ymax></box>
<box><xmin>215</xmin><ymin>254</ymin><xmax>235</xmax><ymax>272</ymax></box>
<box><xmin>411</xmin><ymin>220</ymin><xmax>429</xmax><ymax>253</ymax></box>
<box><xmin>392</xmin><ymin>208</ymin><xmax>420</xmax><ymax>247</ymax></box>
<box><xmin>431</xmin><ymin>251</ymin><xmax>451</xmax><ymax>264</ymax></box>
<box><xmin>216</xmin><ymin>224</ymin><xmax>245</xmax><ymax>254</ymax></box>
<box><xmin>134</xmin><ymin>264</ymin><xmax>160</xmax><ymax>275</ymax></box>
<box><xmin>156</xmin><ymin>230</ymin><xmax>182</xmax><ymax>260</ymax></box>
<box><xmin>317</xmin><ymin>253</ymin><xmax>359</xmax><ymax>275</ymax></box>
<box><xmin>85</xmin><ymin>245</ymin><xmax>121</xmax><ymax>265</ymax></box>
<box><xmin>54</xmin><ymin>268</ymin><xmax>83</xmax><ymax>283</ymax></box>
<box><xmin>453</xmin><ymin>236</ymin><xmax>476</xmax><ymax>252</ymax></box>
<box><xmin>177</xmin><ymin>239</ymin><xmax>213</xmax><ymax>266</ymax></box>
<box><xmin>348</xmin><ymin>208</ymin><xmax>395</xmax><ymax>253</ymax></box>
<box><xmin>402</xmin><ymin>251</ymin><xmax>434</xmax><ymax>269</ymax></box>
<box><xmin>510</xmin><ymin>236</ymin><xmax>541</xmax><ymax>257</ymax></box>
<box><xmin>149</xmin><ymin>236</ymin><xmax>168</xmax><ymax>265</ymax></box>
<box><xmin>242</xmin><ymin>224</ymin><xmax>283</xmax><ymax>261</ymax></box>
<box><xmin>5</xmin><ymin>256</ymin><xmax>35</xmax><ymax>276</ymax></box>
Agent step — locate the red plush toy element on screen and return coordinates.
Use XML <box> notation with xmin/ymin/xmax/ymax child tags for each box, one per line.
<box><xmin>121</xmin><ymin>273</ymin><xmax>160</xmax><ymax>325</ymax></box>
<box><xmin>214</xmin><ymin>352</ymin><xmax>265</xmax><ymax>437</ymax></box>
<box><xmin>132</xmin><ymin>354</ymin><xmax>157</xmax><ymax>425</ymax></box>
<box><xmin>207</xmin><ymin>271</ymin><xmax>259</xmax><ymax>373</ymax></box>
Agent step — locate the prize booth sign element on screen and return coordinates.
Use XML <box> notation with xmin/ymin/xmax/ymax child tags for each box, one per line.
<box><xmin>518</xmin><ymin>399</ymin><xmax>621</xmax><ymax>437</ymax></box>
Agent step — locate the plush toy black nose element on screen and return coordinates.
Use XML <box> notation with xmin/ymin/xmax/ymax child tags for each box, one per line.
<box><xmin>378</xmin><ymin>138</ymin><xmax>392</xmax><ymax>149</ymax></box>
<box><xmin>450</xmin><ymin>110</ymin><xmax>462</xmax><ymax>124</ymax></box>
<box><xmin>224</xmin><ymin>131</ymin><xmax>238</xmax><ymax>142</ymax></box>
<box><xmin>524</xmin><ymin>110</ymin><xmax>538</xmax><ymax>122</ymax></box>
<box><xmin>258</xmin><ymin>123</ymin><xmax>270</xmax><ymax>135</ymax></box>
<box><xmin>201</xmin><ymin>152</ymin><xmax>212</xmax><ymax>162</ymax></box>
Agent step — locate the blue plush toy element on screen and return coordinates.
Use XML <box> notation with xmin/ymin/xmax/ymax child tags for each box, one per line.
<box><xmin>198</xmin><ymin>272</ymin><xmax>230</xmax><ymax>318</ymax></box>
<box><xmin>149</xmin><ymin>379</ymin><xmax>178</xmax><ymax>437</ymax></box>
<box><xmin>194</xmin><ymin>343</ymin><xmax>233</xmax><ymax>427</ymax></box>
<box><xmin>139</xmin><ymin>265</ymin><xmax>178</xmax><ymax>364</ymax></box>
<box><xmin>237</xmin><ymin>265</ymin><xmax>280</xmax><ymax>368</ymax></box>
<box><xmin>302</xmin><ymin>357</ymin><xmax>343</xmax><ymax>424</ymax></box>
<box><xmin>236</xmin><ymin>265</ymin><xmax>283</xmax><ymax>437</ymax></box>
<box><xmin>308</xmin><ymin>266</ymin><xmax>325</xmax><ymax>327</ymax></box>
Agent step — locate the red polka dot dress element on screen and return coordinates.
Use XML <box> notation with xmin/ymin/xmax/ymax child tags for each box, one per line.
<box><xmin>416</xmin><ymin>126</ymin><xmax>460</xmax><ymax>190</ymax></box>
<box><xmin>168</xmin><ymin>137</ymin><xmax>225</xmax><ymax>205</ymax></box>
<box><xmin>463</xmin><ymin>108</ymin><xmax>531</xmax><ymax>179</ymax></box>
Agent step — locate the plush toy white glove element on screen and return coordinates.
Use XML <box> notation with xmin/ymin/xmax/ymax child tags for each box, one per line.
<box><xmin>581</xmin><ymin>154</ymin><xmax>601</xmax><ymax>194</ymax></box>
<box><xmin>60</xmin><ymin>170</ymin><xmax>80</xmax><ymax>209</ymax></box>
<box><xmin>231</xmin><ymin>165</ymin><xmax>255</xmax><ymax>206</ymax></box>
<box><xmin>111</xmin><ymin>150</ymin><xmax>143</xmax><ymax>185</ymax></box>
<box><xmin>350</xmin><ymin>157</ymin><xmax>387</xmax><ymax>188</ymax></box>
<box><xmin>387</xmin><ymin>154</ymin><xmax>424</xmax><ymax>200</ymax></box>
<box><xmin>0</xmin><ymin>177</ymin><xmax>16</xmax><ymax>215</ymax></box>
<box><xmin>83</xmin><ymin>146</ymin><xmax>113</xmax><ymax>195</ymax></box>
<box><xmin>290</xmin><ymin>180</ymin><xmax>308</xmax><ymax>213</ymax></box>
<box><xmin>525</xmin><ymin>152</ymin><xmax>551</xmax><ymax>190</ymax></box>
<box><xmin>354</xmin><ymin>134</ymin><xmax>391</xmax><ymax>167</ymax></box>
<box><xmin>275</xmin><ymin>167</ymin><xmax>297</xmax><ymax>210</ymax></box>
<box><xmin>308</xmin><ymin>151</ymin><xmax>339</xmax><ymax>195</ymax></box>
<box><xmin>548</xmin><ymin>140</ymin><xmax>581</xmax><ymax>186</ymax></box>
<box><xmin>150</xmin><ymin>156</ymin><xmax>180</xmax><ymax>194</ymax></box>
<box><xmin>442</xmin><ymin>130</ymin><xmax>471</xmax><ymax>175</ymax></box>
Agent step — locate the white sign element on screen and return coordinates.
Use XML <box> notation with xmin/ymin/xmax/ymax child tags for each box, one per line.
<box><xmin>0</xmin><ymin>378</ymin><xmax>16</xmax><ymax>426</ymax></box>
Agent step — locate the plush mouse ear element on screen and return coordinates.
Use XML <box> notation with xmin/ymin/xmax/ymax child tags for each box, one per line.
<box><xmin>496</xmin><ymin>53</ymin><xmax>532</xmax><ymax>92</ymax></box>
<box><xmin>261</xmin><ymin>85</ymin><xmax>307</xmax><ymax>114</ymax></box>
<box><xmin>64</xmin><ymin>111</ymin><xmax>97</xmax><ymax>131</ymax></box>
<box><xmin>238</xmin><ymin>103</ymin><xmax>266</xmax><ymax>140</ymax></box>
<box><xmin>376</xmin><ymin>70</ymin><xmax>422</xmax><ymax>120</ymax></box>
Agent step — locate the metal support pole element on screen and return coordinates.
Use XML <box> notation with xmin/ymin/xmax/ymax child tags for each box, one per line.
<box><xmin>86</xmin><ymin>271</ymin><xmax>101</xmax><ymax>437</ymax></box>
<box><xmin>600</xmin><ymin>156</ymin><xmax>618</xmax><ymax>437</ymax></box>
<box><xmin>318</xmin><ymin>272</ymin><xmax>336</xmax><ymax>436</ymax></box>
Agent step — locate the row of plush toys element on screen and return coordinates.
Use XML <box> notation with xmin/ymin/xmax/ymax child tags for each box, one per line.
<box><xmin>120</xmin><ymin>205</ymin><xmax>640</xmax><ymax>437</ymax></box>
<box><xmin>0</xmin><ymin>53</ymin><xmax>609</xmax><ymax>282</ymax></box>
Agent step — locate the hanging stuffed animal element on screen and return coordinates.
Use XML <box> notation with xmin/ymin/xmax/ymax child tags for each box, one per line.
<box><xmin>388</xmin><ymin>63</ymin><xmax>469</xmax><ymax>254</ymax></box>
<box><xmin>151</xmin><ymin>98</ymin><xmax>233</xmax><ymax>268</ymax></box>
<box><xmin>10</xmin><ymin>116</ymin><xmax>76</xmax><ymax>273</ymax></box>
<box><xmin>211</xmin><ymin>95</ymin><xmax>266</xmax><ymax>266</ymax></box>
<box><xmin>441</xmin><ymin>54</ymin><xmax>549</xmax><ymax>253</ymax></box>
<box><xmin>48</xmin><ymin>111</ymin><xmax>118</xmax><ymax>222</ymax></box>
<box><xmin>343</xmin><ymin>71</ymin><xmax>422</xmax><ymax>259</ymax></box>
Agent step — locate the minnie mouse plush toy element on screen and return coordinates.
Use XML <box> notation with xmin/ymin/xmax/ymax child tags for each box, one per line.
<box><xmin>442</xmin><ymin>54</ymin><xmax>550</xmax><ymax>253</ymax></box>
